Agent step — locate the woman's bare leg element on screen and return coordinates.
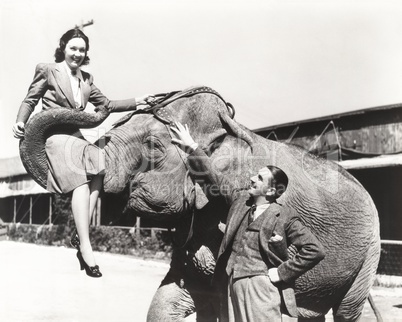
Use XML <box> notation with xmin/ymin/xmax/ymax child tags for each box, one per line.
<box><xmin>88</xmin><ymin>174</ymin><xmax>104</xmax><ymax>223</ymax></box>
<box><xmin>72</xmin><ymin>183</ymin><xmax>96</xmax><ymax>267</ymax></box>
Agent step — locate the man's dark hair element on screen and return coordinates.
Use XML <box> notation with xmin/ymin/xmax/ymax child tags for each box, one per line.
<box><xmin>267</xmin><ymin>165</ymin><xmax>288</xmax><ymax>199</ymax></box>
<box><xmin>54</xmin><ymin>28</ymin><xmax>90</xmax><ymax>65</ymax></box>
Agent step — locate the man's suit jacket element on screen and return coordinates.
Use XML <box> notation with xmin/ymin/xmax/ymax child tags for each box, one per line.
<box><xmin>16</xmin><ymin>63</ymin><xmax>137</xmax><ymax>123</ymax></box>
<box><xmin>188</xmin><ymin>148</ymin><xmax>325</xmax><ymax>317</ymax></box>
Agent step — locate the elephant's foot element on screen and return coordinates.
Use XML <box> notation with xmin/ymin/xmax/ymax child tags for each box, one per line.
<box><xmin>147</xmin><ymin>270</ymin><xmax>220</xmax><ymax>322</ymax></box>
<box><xmin>147</xmin><ymin>281</ymin><xmax>195</xmax><ymax>322</ymax></box>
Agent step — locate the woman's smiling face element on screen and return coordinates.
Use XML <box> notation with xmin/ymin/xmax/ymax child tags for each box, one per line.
<box><xmin>63</xmin><ymin>37</ymin><xmax>87</xmax><ymax>70</ymax></box>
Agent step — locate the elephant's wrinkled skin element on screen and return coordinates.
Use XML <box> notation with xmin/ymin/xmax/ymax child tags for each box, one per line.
<box><xmin>20</xmin><ymin>87</ymin><xmax>380</xmax><ymax>321</ymax></box>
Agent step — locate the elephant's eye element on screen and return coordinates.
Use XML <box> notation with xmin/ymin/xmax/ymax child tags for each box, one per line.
<box><xmin>143</xmin><ymin>136</ymin><xmax>165</xmax><ymax>168</ymax></box>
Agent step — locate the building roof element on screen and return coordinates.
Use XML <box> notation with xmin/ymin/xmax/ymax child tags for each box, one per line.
<box><xmin>253</xmin><ymin>103</ymin><xmax>402</xmax><ymax>132</ymax></box>
<box><xmin>0</xmin><ymin>156</ymin><xmax>49</xmax><ymax>197</ymax></box>
<box><xmin>337</xmin><ymin>153</ymin><xmax>402</xmax><ymax>170</ymax></box>
<box><xmin>0</xmin><ymin>156</ymin><xmax>27</xmax><ymax>179</ymax></box>
<box><xmin>0</xmin><ymin>179</ymin><xmax>49</xmax><ymax>197</ymax></box>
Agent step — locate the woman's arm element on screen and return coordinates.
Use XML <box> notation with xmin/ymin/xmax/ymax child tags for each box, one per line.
<box><xmin>88</xmin><ymin>80</ymin><xmax>153</xmax><ymax>112</ymax></box>
<box><xmin>13</xmin><ymin>64</ymin><xmax>49</xmax><ymax>138</ymax></box>
<box><xmin>16</xmin><ymin>64</ymin><xmax>49</xmax><ymax>123</ymax></box>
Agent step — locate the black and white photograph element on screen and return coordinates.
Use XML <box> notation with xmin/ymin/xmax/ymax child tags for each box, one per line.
<box><xmin>0</xmin><ymin>0</ymin><xmax>401</xmax><ymax>321</ymax></box>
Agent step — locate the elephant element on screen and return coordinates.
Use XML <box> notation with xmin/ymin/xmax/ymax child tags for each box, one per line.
<box><xmin>20</xmin><ymin>86</ymin><xmax>380</xmax><ymax>321</ymax></box>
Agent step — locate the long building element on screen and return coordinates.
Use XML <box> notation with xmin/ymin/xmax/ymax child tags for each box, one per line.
<box><xmin>253</xmin><ymin>103</ymin><xmax>402</xmax><ymax>276</ymax></box>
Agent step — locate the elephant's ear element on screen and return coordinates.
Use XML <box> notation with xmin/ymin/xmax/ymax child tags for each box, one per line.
<box><xmin>219</xmin><ymin>112</ymin><xmax>254</xmax><ymax>151</ymax></box>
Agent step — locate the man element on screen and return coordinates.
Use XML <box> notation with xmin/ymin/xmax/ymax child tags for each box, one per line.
<box><xmin>171</xmin><ymin>122</ymin><xmax>325</xmax><ymax>321</ymax></box>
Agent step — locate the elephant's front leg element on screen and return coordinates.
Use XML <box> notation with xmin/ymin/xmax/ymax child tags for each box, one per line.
<box><xmin>147</xmin><ymin>277</ymin><xmax>195</xmax><ymax>322</ymax></box>
<box><xmin>147</xmin><ymin>249</ymin><xmax>220</xmax><ymax>322</ymax></box>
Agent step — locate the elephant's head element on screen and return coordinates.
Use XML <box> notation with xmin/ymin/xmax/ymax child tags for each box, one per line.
<box><xmin>102</xmin><ymin>88</ymin><xmax>254</xmax><ymax>220</ymax></box>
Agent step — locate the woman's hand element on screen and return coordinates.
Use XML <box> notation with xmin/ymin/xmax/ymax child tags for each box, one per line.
<box><xmin>170</xmin><ymin>122</ymin><xmax>198</xmax><ymax>153</ymax></box>
<box><xmin>136</xmin><ymin>94</ymin><xmax>155</xmax><ymax>110</ymax></box>
<box><xmin>12</xmin><ymin>122</ymin><xmax>25</xmax><ymax>139</ymax></box>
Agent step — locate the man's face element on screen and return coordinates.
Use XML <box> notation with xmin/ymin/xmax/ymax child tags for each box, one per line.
<box><xmin>248</xmin><ymin>167</ymin><xmax>273</xmax><ymax>197</ymax></box>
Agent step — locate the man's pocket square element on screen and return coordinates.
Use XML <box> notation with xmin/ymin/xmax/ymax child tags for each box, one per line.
<box><xmin>269</xmin><ymin>234</ymin><xmax>283</xmax><ymax>242</ymax></box>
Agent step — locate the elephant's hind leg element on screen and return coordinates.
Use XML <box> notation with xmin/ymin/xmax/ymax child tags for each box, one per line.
<box><xmin>332</xmin><ymin>237</ymin><xmax>380</xmax><ymax>321</ymax></box>
<box><xmin>331</xmin><ymin>281</ymin><xmax>368</xmax><ymax>322</ymax></box>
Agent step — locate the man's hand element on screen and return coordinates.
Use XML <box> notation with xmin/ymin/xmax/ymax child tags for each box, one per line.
<box><xmin>170</xmin><ymin>122</ymin><xmax>198</xmax><ymax>153</ymax></box>
<box><xmin>12</xmin><ymin>122</ymin><xmax>25</xmax><ymax>139</ymax></box>
<box><xmin>268</xmin><ymin>268</ymin><xmax>281</xmax><ymax>284</ymax></box>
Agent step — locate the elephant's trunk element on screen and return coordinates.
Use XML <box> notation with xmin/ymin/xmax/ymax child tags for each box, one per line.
<box><xmin>19</xmin><ymin>106</ymin><xmax>110</xmax><ymax>189</ymax></box>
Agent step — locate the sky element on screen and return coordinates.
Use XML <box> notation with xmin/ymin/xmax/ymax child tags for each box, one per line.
<box><xmin>1</xmin><ymin>0</ymin><xmax>402</xmax><ymax>159</ymax></box>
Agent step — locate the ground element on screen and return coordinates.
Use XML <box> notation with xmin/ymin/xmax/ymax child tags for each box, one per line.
<box><xmin>0</xmin><ymin>241</ymin><xmax>401</xmax><ymax>322</ymax></box>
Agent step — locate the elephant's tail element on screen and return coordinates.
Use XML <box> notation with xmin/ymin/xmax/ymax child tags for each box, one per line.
<box><xmin>368</xmin><ymin>292</ymin><xmax>384</xmax><ymax>322</ymax></box>
<box><xmin>19</xmin><ymin>107</ymin><xmax>110</xmax><ymax>189</ymax></box>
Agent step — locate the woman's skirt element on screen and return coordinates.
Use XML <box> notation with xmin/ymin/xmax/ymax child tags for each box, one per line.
<box><xmin>45</xmin><ymin>132</ymin><xmax>105</xmax><ymax>194</ymax></box>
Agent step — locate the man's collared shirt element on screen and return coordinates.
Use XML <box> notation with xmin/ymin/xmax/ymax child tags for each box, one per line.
<box><xmin>251</xmin><ymin>203</ymin><xmax>271</xmax><ymax>221</ymax></box>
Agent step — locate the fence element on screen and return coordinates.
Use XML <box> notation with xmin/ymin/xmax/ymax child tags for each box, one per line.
<box><xmin>377</xmin><ymin>240</ymin><xmax>402</xmax><ymax>276</ymax></box>
<box><xmin>2</xmin><ymin>222</ymin><xmax>173</xmax><ymax>261</ymax></box>
<box><xmin>0</xmin><ymin>226</ymin><xmax>6</xmax><ymax>241</ymax></box>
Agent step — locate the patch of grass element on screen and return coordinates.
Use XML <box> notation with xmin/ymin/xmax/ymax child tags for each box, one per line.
<box><xmin>7</xmin><ymin>223</ymin><xmax>172</xmax><ymax>261</ymax></box>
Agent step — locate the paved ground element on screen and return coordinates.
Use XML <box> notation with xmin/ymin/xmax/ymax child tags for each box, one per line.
<box><xmin>0</xmin><ymin>241</ymin><xmax>401</xmax><ymax>322</ymax></box>
<box><xmin>0</xmin><ymin>241</ymin><xmax>168</xmax><ymax>322</ymax></box>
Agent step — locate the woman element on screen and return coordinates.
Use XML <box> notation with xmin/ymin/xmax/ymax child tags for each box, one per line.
<box><xmin>12</xmin><ymin>28</ymin><xmax>153</xmax><ymax>278</ymax></box>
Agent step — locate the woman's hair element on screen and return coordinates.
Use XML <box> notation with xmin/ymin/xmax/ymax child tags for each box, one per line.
<box><xmin>267</xmin><ymin>165</ymin><xmax>289</xmax><ymax>198</ymax></box>
<box><xmin>54</xmin><ymin>28</ymin><xmax>90</xmax><ymax>65</ymax></box>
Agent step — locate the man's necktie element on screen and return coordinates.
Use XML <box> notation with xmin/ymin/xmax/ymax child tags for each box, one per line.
<box><xmin>248</xmin><ymin>204</ymin><xmax>256</xmax><ymax>225</ymax></box>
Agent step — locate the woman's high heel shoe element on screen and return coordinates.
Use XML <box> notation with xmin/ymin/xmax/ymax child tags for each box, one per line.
<box><xmin>70</xmin><ymin>229</ymin><xmax>80</xmax><ymax>250</ymax></box>
<box><xmin>76</xmin><ymin>251</ymin><xmax>102</xmax><ymax>278</ymax></box>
